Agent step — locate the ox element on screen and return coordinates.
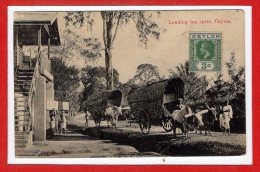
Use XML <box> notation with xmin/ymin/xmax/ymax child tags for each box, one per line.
<box><xmin>92</xmin><ymin>112</ymin><xmax>103</xmax><ymax>127</ymax></box>
<box><xmin>194</xmin><ymin>107</ymin><xmax>217</xmax><ymax>136</ymax></box>
<box><xmin>105</xmin><ymin>106</ymin><xmax>122</xmax><ymax>128</ymax></box>
<box><xmin>170</xmin><ymin>106</ymin><xmax>196</xmax><ymax>139</ymax></box>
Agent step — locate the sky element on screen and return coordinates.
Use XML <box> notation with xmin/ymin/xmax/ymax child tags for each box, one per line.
<box><xmin>25</xmin><ymin>10</ymin><xmax>245</xmax><ymax>84</ymax></box>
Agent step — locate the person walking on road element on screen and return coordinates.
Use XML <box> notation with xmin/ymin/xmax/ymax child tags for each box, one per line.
<box><xmin>49</xmin><ymin>108</ymin><xmax>56</xmax><ymax>121</ymax></box>
<box><xmin>49</xmin><ymin>108</ymin><xmax>56</xmax><ymax>131</ymax></box>
<box><xmin>60</xmin><ymin>110</ymin><xmax>67</xmax><ymax>134</ymax></box>
<box><xmin>85</xmin><ymin>108</ymin><xmax>91</xmax><ymax>128</ymax></box>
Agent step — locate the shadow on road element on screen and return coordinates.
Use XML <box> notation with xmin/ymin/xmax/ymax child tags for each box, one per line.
<box><xmin>69</xmin><ymin>125</ymin><xmax>246</xmax><ymax>156</ymax></box>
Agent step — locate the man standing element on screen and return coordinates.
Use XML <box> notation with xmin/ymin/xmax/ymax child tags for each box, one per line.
<box><xmin>221</xmin><ymin>100</ymin><xmax>233</xmax><ymax>135</ymax></box>
<box><xmin>49</xmin><ymin>108</ymin><xmax>56</xmax><ymax>131</ymax></box>
<box><xmin>177</xmin><ymin>98</ymin><xmax>185</xmax><ymax>110</ymax></box>
<box><xmin>85</xmin><ymin>108</ymin><xmax>91</xmax><ymax>128</ymax></box>
<box><xmin>49</xmin><ymin>108</ymin><xmax>56</xmax><ymax>121</ymax></box>
<box><xmin>60</xmin><ymin>110</ymin><xmax>68</xmax><ymax>134</ymax></box>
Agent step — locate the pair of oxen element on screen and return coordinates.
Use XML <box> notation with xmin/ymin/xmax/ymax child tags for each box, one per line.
<box><xmin>91</xmin><ymin>105</ymin><xmax>122</xmax><ymax>128</ymax></box>
<box><xmin>169</xmin><ymin>105</ymin><xmax>218</xmax><ymax>139</ymax></box>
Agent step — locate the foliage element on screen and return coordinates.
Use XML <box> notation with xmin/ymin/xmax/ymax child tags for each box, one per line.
<box><xmin>50</xmin><ymin>29</ymin><xmax>81</xmax><ymax>60</ymax></box>
<box><xmin>25</xmin><ymin>29</ymin><xmax>102</xmax><ymax>65</ymax></box>
<box><xmin>206</xmin><ymin>52</ymin><xmax>245</xmax><ymax>101</ymax></box>
<box><xmin>65</xmin><ymin>11</ymin><xmax>164</xmax><ymax>89</ymax></box>
<box><xmin>158</xmin><ymin>141</ymin><xmax>245</xmax><ymax>156</ymax></box>
<box><xmin>80</xmin><ymin>38</ymin><xmax>102</xmax><ymax>63</ymax></box>
<box><xmin>81</xmin><ymin>66</ymin><xmax>120</xmax><ymax>99</ymax></box>
<box><xmin>117</xmin><ymin>63</ymin><xmax>162</xmax><ymax>106</ymax></box>
<box><xmin>128</xmin><ymin>63</ymin><xmax>161</xmax><ymax>86</ymax></box>
<box><xmin>206</xmin><ymin>52</ymin><xmax>245</xmax><ymax>133</ymax></box>
<box><xmin>206</xmin><ymin>73</ymin><xmax>230</xmax><ymax>102</ymax></box>
<box><xmin>225</xmin><ymin>52</ymin><xmax>245</xmax><ymax>98</ymax></box>
<box><xmin>65</xmin><ymin>11</ymin><xmax>163</xmax><ymax>47</ymax></box>
<box><xmin>169</xmin><ymin>61</ymin><xmax>208</xmax><ymax>104</ymax></box>
<box><xmin>64</xmin><ymin>12</ymin><xmax>94</xmax><ymax>32</ymax></box>
<box><xmin>51</xmin><ymin>29</ymin><xmax>102</xmax><ymax>63</ymax></box>
<box><xmin>51</xmin><ymin>58</ymin><xmax>80</xmax><ymax>111</ymax></box>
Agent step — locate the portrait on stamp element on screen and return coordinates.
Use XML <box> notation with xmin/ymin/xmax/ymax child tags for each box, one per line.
<box><xmin>190</xmin><ymin>32</ymin><xmax>222</xmax><ymax>71</ymax></box>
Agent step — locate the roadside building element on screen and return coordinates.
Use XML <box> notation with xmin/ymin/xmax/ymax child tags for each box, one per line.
<box><xmin>14</xmin><ymin>12</ymin><xmax>61</xmax><ymax>153</ymax></box>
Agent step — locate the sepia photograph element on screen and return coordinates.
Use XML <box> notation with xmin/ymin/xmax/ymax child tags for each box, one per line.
<box><xmin>8</xmin><ymin>6</ymin><xmax>251</xmax><ymax>164</ymax></box>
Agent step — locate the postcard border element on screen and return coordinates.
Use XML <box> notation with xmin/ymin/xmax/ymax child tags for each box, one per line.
<box><xmin>7</xmin><ymin>6</ymin><xmax>252</xmax><ymax>165</ymax></box>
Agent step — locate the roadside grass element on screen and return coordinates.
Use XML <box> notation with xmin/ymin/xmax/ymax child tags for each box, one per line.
<box><xmin>67</xmin><ymin>124</ymin><xmax>245</xmax><ymax>156</ymax></box>
<box><xmin>157</xmin><ymin>140</ymin><xmax>245</xmax><ymax>156</ymax></box>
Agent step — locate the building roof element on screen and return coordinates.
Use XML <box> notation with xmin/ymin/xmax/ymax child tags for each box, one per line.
<box><xmin>14</xmin><ymin>12</ymin><xmax>57</xmax><ymax>25</ymax></box>
<box><xmin>14</xmin><ymin>12</ymin><xmax>61</xmax><ymax>46</ymax></box>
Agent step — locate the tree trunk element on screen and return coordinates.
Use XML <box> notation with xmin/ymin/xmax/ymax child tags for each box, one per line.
<box><xmin>105</xmin><ymin>49</ymin><xmax>113</xmax><ymax>90</ymax></box>
<box><xmin>102</xmin><ymin>12</ymin><xmax>114</xmax><ymax>90</ymax></box>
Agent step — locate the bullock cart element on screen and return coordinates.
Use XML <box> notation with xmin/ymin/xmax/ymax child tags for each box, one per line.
<box><xmin>82</xmin><ymin>90</ymin><xmax>122</xmax><ymax>126</ymax></box>
<box><xmin>127</xmin><ymin>77</ymin><xmax>184</xmax><ymax>134</ymax></box>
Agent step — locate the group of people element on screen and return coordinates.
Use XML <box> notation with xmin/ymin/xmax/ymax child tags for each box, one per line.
<box><xmin>49</xmin><ymin>108</ymin><xmax>69</xmax><ymax>134</ymax></box>
<box><xmin>164</xmin><ymin>98</ymin><xmax>233</xmax><ymax>135</ymax></box>
<box><xmin>193</xmin><ymin>100</ymin><xmax>233</xmax><ymax>135</ymax></box>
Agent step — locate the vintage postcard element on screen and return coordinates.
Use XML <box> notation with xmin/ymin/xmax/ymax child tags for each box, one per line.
<box><xmin>8</xmin><ymin>6</ymin><xmax>252</xmax><ymax>165</ymax></box>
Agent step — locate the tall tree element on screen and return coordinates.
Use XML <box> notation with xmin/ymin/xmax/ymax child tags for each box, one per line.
<box><xmin>51</xmin><ymin>58</ymin><xmax>80</xmax><ymax>111</ymax></box>
<box><xmin>81</xmin><ymin>66</ymin><xmax>120</xmax><ymax>99</ymax></box>
<box><xmin>128</xmin><ymin>63</ymin><xmax>161</xmax><ymax>86</ymax></box>
<box><xmin>27</xmin><ymin>29</ymin><xmax>102</xmax><ymax>67</ymax></box>
<box><xmin>206</xmin><ymin>73</ymin><xmax>230</xmax><ymax>102</ymax></box>
<box><xmin>51</xmin><ymin>29</ymin><xmax>102</xmax><ymax>64</ymax></box>
<box><xmin>65</xmin><ymin>11</ymin><xmax>163</xmax><ymax>90</ymax></box>
<box><xmin>170</xmin><ymin>61</ymin><xmax>208</xmax><ymax>104</ymax></box>
<box><xmin>206</xmin><ymin>52</ymin><xmax>245</xmax><ymax>101</ymax></box>
<box><xmin>225</xmin><ymin>52</ymin><xmax>245</xmax><ymax>98</ymax></box>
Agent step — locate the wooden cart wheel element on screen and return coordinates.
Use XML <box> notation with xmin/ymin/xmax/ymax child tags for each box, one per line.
<box><xmin>139</xmin><ymin>110</ymin><xmax>151</xmax><ymax>134</ymax></box>
<box><xmin>162</xmin><ymin>117</ymin><xmax>173</xmax><ymax>132</ymax></box>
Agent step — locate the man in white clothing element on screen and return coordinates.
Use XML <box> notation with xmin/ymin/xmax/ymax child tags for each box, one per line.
<box><xmin>220</xmin><ymin>100</ymin><xmax>233</xmax><ymax>135</ymax></box>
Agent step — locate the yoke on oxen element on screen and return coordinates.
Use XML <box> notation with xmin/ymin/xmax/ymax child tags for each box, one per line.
<box><xmin>82</xmin><ymin>90</ymin><xmax>122</xmax><ymax>127</ymax></box>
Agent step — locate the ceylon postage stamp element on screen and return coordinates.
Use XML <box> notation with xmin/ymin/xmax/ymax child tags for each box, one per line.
<box><xmin>189</xmin><ymin>32</ymin><xmax>222</xmax><ymax>71</ymax></box>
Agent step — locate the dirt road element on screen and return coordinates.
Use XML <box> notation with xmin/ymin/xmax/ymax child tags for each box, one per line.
<box><xmin>18</xmin><ymin>113</ymin><xmax>246</xmax><ymax>158</ymax></box>
<box><xmin>67</xmin><ymin>113</ymin><xmax>246</xmax><ymax>156</ymax></box>
<box><xmin>68</xmin><ymin>113</ymin><xmax>246</xmax><ymax>146</ymax></box>
<box><xmin>18</xmin><ymin>130</ymin><xmax>159</xmax><ymax>158</ymax></box>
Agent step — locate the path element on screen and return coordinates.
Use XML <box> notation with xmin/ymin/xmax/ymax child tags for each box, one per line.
<box><xmin>17</xmin><ymin>128</ymin><xmax>158</xmax><ymax>158</ymax></box>
<box><xmin>68</xmin><ymin>113</ymin><xmax>246</xmax><ymax>146</ymax></box>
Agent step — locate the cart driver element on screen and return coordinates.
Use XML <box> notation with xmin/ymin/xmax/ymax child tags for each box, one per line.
<box><xmin>177</xmin><ymin>98</ymin><xmax>193</xmax><ymax>118</ymax></box>
<box><xmin>177</xmin><ymin>98</ymin><xmax>185</xmax><ymax>110</ymax></box>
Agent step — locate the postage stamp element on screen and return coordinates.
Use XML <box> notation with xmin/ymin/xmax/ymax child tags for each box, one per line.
<box><xmin>189</xmin><ymin>32</ymin><xmax>222</xmax><ymax>71</ymax></box>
